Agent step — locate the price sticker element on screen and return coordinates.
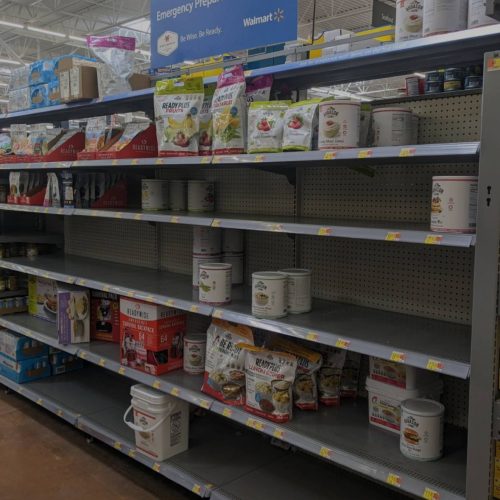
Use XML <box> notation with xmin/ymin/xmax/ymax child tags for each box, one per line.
<box><xmin>170</xmin><ymin>387</ymin><xmax>180</xmax><ymax>397</ymax></box>
<box><xmin>152</xmin><ymin>463</ymin><xmax>161</xmax><ymax>473</ymax></box>
<box><xmin>424</xmin><ymin>235</ymin><xmax>443</xmax><ymax>245</ymax></box>
<box><xmin>78</xmin><ymin>279</ymin><xmax>87</xmax><ymax>286</ymax></box>
<box><xmin>118</xmin><ymin>367</ymin><xmax>126</xmax><ymax>376</ymax></box>
<box><xmin>102</xmin><ymin>285</ymin><xmax>110</xmax><ymax>292</ymax></box>
<box><xmin>213</xmin><ymin>156</ymin><xmax>222</xmax><ymax>164</ymax></box>
<box><xmin>36</xmin><ymin>398</ymin><xmax>43</xmax><ymax>406</ymax></box>
<box><xmin>155</xmin><ymin>158</ymin><xmax>164</xmax><ymax>165</ymax></box>
<box><xmin>98</xmin><ymin>358</ymin><xmax>106</xmax><ymax>367</ymax></box>
<box><xmin>131</xmin><ymin>159</ymin><xmax>139</xmax><ymax>166</ymax></box>
<box><xmin>114</xmin><ymin>441</ymin><xmax>122</xmax><ymax>450</ymax></box>
<box><xmin>57</xmin><ymin>409</ymin><xmax>64</xmax><ymax>417</ymax></box>
<box><xmin>192</xmin><ymin>485</ymin><xmax>202</xmax><ymax>495</ymax></box>
<box><xmin>170</xmin><ymin>216</ymin><xmax>179</xmax><ymax>224</ymax></box>
<box><xmin>319</xmin><ymin>447</ymin><xmax>333</xmax><ymax>459</ymax></box>
<box><xmin>213</xmin><ymin>310</ymin><xmax>223</xmax><ymax>319</ymax></box>
<box><xmin>254</xmin><ymin>155</ymin><xmax>265</xmax><ymax>163</ymax></box>
<box><xmin>212</xmin><ymin>219</ymin><xmax>221</xmax><ymax>228</ymax></box>
<box><xmin>399</xmin><ymin>148</ymin><xmax>416</xmax><ymax>158</ymax></box>
<box><xmin>426</xmin><ymin>359</ymin><xmax>444</xmax><ymax>372</ymax></box>
<box><xmin>152</xmin><ymin>380</ymin><xmax>161</xmax><ymax>389</ymax></box>
<box><xmin>222</xmin><ymin>408</ymin><xmax>233</xmax><ymax>418</ymax></box>
<box><xmin>133</xmin><ymin>213</ymin><xmax>143</xmax><ymax>221</ymax></box>
<box><xmin>306</xmin><ymin>332</ymin><xmax>319</xmax><ymax>342</ymax></box>
<box><xmin>269</xmin><ymin>223</ymin><xmax>284</xmax><ymax>232</ymax></box>
<box><xmin>115</xmin><ymin>212</ymin><xmax>123</xmax><ymax>219</ymax></box>
<box><xmin>198</xmin><ymin>399</ymin><xmax>211</xmax><ymax>409</ymax></box>
<box><xmin>112</xmin><ymin>159</ymin><xmax>118</xmax><ymax>166</ymax></box>
<box><xmin>273</xmin><ymin>429</ymin><xmax>285</xmax><ymax>440</ymax></box>
<box><xmin>73</xmin><ymin>161</ymin><xmax>80</xmax><ymax>166</ymax></box>
<box><xmin>317</xmin><ymin>227</ymin><xmax>332</xmax><ymax>236</ymax></box>
<box><xmin>79</xmin><ymin>351</ymin><xmax>88</xmax><ymax>360</ymax></box>
<box><xmin>200</xmin><ymin>156</ymin><xmax>211</xmax><ymax>164</ymax></box>
<box><xmin>423</xmin><ymin>487</ymin><xmax>440</xmax><ymax>500</ymax></box>
<box><xmin>487</xmin><ymin>57</ymin><xmax>500</xmax><ymax>71</ymax></box>
<box><xmin>165</xmin><ymin>299</ymin><xmax>175</xmax><ymax>307</ymax></box>
<box><xmin>190</xmin><ymin>305</ymin><xmax>199</xmax><ymax>313</ymax></box>
<box><xmin>390</xmin><ymin>351</ymin><xmax>406</xmax><ymax>363</ymax></box>
<box><xmin>90</xmin><ymin>210</ymin><xmax>99</xmax><ymax>217</ymax></box>
<box><xmin>128</xmin><ymin>449</ymin><xmax>136</xmax><ymax>458</ymax></box>
<box><xmin>335</xmin><ymin>338</ymin><xmax>351</xmax><ymax>349</ymax></box>
<box><xmin>57</xmin><ymin>208</ymin><xmax>65</xmax><ymax>215</ymax></box>
<box><xmin>246</xmin><ymin>418</ymin><xmax>264</xmax><ymax>431</ymax></box>
<box><xmin>323</xmin><ymin>151</ymin><xmax>337</xmax><ymax>160</ymax></box>
<box><xmin>43</xmin><ymin>208</ymin><xmax>49</xmax><ymax>214</ymax></box>
<box><xmin>385</xmin><ymin>232</ymin><xmax>401</xmax><ymax>242</ymax></box>
<box><xmin>358</xmin><ymin>149</ymin><xmax>373</xmax><ymax>159</ymax></box>
<box><xmin>127</xmin><ymin>290</ymin><xmax>135</xmax><ymax>297</ymax></box>
<box><xmin>386</xmin><ymin>473</ymin><xmax>401</xmax><ymax>487</ymax></box>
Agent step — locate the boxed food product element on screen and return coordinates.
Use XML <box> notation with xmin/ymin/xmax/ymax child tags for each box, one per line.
<box><xmin>28</xmin><ymin>276</ymin><xmax>58</xmax><ymax>323</ymax></box>
<box><xmin>119</xmin><ymin>297</ymin><xmax>186</xmax><ymax>376</ymax></box>
<box><xmin>201</xmin><ymin>319</ymin><xmax>254</xmax><ymax>405</ymax></box>
<box><xmin>29</xmin><ymin>59</ymin><xmax>55</xmax><ymax>86</ymax></box>
<box><xmin>47</xmin><ymin>78</ymin><xmax>61</xmax><ymax>106</ymax></box>
<box><xmin>0</xmin><ymin>353</ymin><xmax>50</xmax><ymax>383</ymax></box>
<box><xmin>0</xmin><ymin>329</ymin><xmax>48</xmax><ymax>361</ymax></box>
<box><xmin>369</xmin><ymin>356</ymin><xmax>438</xmax><ymax>389</ymax></box>
<box><xmin>9</xmin><ymin>66</ymin><xmax>30</xmax><ymax>90</ymax></box>
<box><xmin>30</xmin><ymin>84</ymin><xmax>50</xmax><ymax>109</ymax></box>
<box><xmin>49</xmin><ymin>349</ymin><xmax>84</xmax><ymax>375</ymax></box>
<box><xmin>90</xmin><ymin>290</ymin><xmax>120</xmax><ymax>342</ymax></box>
<box><xmin>57</xmin><ymin>285</ymin><xmax>90</xmax><ymax>345</ymax></box>
<box><xmin>8</xmin><ymin>87</ymin><xmax>30</xmax><ymax>113</ymax></box>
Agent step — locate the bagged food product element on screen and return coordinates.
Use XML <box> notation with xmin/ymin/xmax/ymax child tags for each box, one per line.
<box><xmin>318</xmin><ymin>346</ymin><xmax>347</xmax><ymax>406</ymax></box>
<box><xmin>11</xmin><ymin>125</ymin><xmax>31</xmax><ymax>156</ymax></box>
<box><xmin>212</xmin><ymin>65</ymin><xmax>247</xmax><ymax>155</ymax></box>
<box><xmin>241</xmin><ymin>344</ymin><xmax>297</xmax><ymax>423</ymax></box>
<box><xmin>84</xmin><ymin>117</ymin><xmax>108</xmax><ymax>152</ymax></box>
<box><xmin>340</xmin><ymin>352</ymin><xmax>362</xmax><ymax>398</ymax></box>
<box><xmin>248</xmin><ymin>101</ymin><xmax>290</xmax><ymax>154</ymax></box>
<box><xmin>282</xmin><ymin>99</ymin><xmax>321</xmax><ymax>152</ymax></box>
<box><xmin>105</xmin><ymin>122</ymin><xmax>150</xmax><ymax>152</ymax></box>
<box><xmin>201</xmin><ymin>319</ymin><xmax>254</xmax><ymax>406</ymax></box>
<box><xmin>199</xmin><ymin>85</ymin><xmax>215</xmax><ymax>156</ymax></box>
<box><xmin>154</xmin><ymin>76</ymin><xmax>204</xmax><ymax>157</ymax></box>
<box><xmin>268</xmin><ymin>336</ymin><xmax>322</xmax><ymax>411</ymax></box>
<box><xmin>0</xmin><ymin>134</ymin><xmax>11</xmax><ymax>156</ymax></box>
<box><xmin>246</xmin><ymin>75</ymin><xmax>273</xmax><ymax>105</ymax></box>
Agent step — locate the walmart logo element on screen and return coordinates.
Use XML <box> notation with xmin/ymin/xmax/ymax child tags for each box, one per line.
<box><xmin>243</xmin><ymin>8</ymin><xmax>285</xmax><ymax>27</ymax></box>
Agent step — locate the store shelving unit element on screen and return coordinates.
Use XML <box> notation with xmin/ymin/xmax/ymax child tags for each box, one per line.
<box><xmin>0</xmin><ymin>28</ymin><xmax>498</xmax><ymax>500</ymax></box>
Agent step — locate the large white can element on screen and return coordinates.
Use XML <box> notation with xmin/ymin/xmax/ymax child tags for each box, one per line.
<box><xmin>222</xmin><ymin>229</ymin><xmax>244</xmax><ymax>253</ymax></box>
<box><xmin>199</xmin><ymin>263</ymin><xmax>232</xmax><ymax>305</ymax></box>
<box><xmin>373</xmin><ymin>107</ymin><xmax>413</xmax><ymax>146</ymax></box>
<box><xmin>223</xmin><ymin>252</ymin><xmax>244</xmax><ymax>284</ymax></box>
<box><xmin>318</xmin><ymin>100</ymin><xmax>360</xmax><ymax>150</ymax></box>
<box><xmin>193</xmin><ymin>226</ymin><xmax>222</xmax><ymax>255</ymax></box>
<box><xmin>396</xmin><ymin>0</ymin><xmax>424</xmax><ymax>42</ymax></box>
<box><xmin>423</xmin><ymin>0</ymin><xmax>468</xmax><ymax>37</ymax></box>
<box><xmin>431</xmin><ymin>176</ymin><xmax>478</xmax><ymax>233</ymax></box>
<box><xmin>141</xmin><ymin>179</ymin><xmax>169</xmax><ymax>211</ymax></box>
<box><xmin>188</xmin><ymin>180</ymin><xmax>215</xmax><ymax>212</ymax></box>
<box><xmin>192</xmin><ymin>254</ymin><xmax>222</xmax><ymax>287</ymax></box>
<box><xmin>279</xmin><ymin>268</ymin><xmax>312</xmax><ymax>314</ymax></box>
<box><xmin>169</xmin><ymin>180</ymin><xmax>186</xmax><ymax>211</ymax></box>
<box><xmin>252</xmin><ymin>271</ymin><xmax>288</xmax><ymax>319</ymax></box>
<box><xmin>183</xmin><ymin>333</ymin><xmax>206</xmax><ymax>374</ymax></box>
<box><xmin>400</xmin><ymin>398</ymin><xmax>444</xmax><ymax>461</ymax></box>
<box><xmin>468</xmin><ymin>0</ymin><xmax>499</xmax><ymax>28</ymax></box>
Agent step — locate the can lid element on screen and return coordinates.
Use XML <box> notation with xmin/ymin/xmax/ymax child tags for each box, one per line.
<box><xmin>130</xmin><ymin>384</ymin><xmax>174</xmax><ymax>405</ymax></box>
<box><xmin>320</xmin><ymin>99</ymin><xmax>361</xmax><ymax>106</ymax></box>
<box><xmin>184</xmin><ymin>333</ymin><xmax>206</xmax><ymax>342</ymax></box>
<box><xmin>200</xmin><ymin>262</ymin><xmax>232</xmax><ymax>270</ymax></box>
<box><xmin>401</xmin><ymin>398</ymin><xmax>445</xmax><ymax>417</ymax></box>
<box><xmin>252</xmin><ymin>271</ymin><xmax>287</xmax><ymax>279</ymax></box>
<box><xmin>373</xmin><ymin>107</ymin><xmax>412</xmax><ymax>113</ymax></box>
<box><xmin>279</xmin><ymin>268</ymin><xmax>311</xmax><ymax>276</ymax></box>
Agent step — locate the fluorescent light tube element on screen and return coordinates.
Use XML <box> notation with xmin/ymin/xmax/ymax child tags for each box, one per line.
<box><xmin>27</xmin><ymin>26</ymin><xmax>66</xmax><ymax>38</ymax></box>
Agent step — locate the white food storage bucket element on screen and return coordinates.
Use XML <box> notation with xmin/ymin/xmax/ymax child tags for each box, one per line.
<box><xmin>423</xmin><ymin>0</ymin><xmax>467</xmax><ymax>37</ymax></box>
<box><xmin>366</xmin><ymin>376</ymin><xmax>443</xmax><ymax>434</ymax></box>
<box><xmin>252</xmin><ymin>271</ymin><xmax>288</xmax><ymax>319</ymax></box>
<box><xmin>468</xmin><ymin>0</ymin><xmax>499</xmax><ymax>28</ymax></box>
<box><xmin>141</xmin><ymin>179</ymin><xmax>169</xmax><ymax>211</ymax></box>
<box><xmin>372</xmin><ymin>107</ymin><xmax>413</xmax><ymax>147</ymax></box>
<box><xmin>169</xmin><ymin>180</ymin><xmax>187</xmax><ymax>211</ymax></box>
<box><xmin>123</xmin><ymin>384</ymin><xmax>189</xmax><ymax>461</ymax></box>
<box><xmin>193</xmin><ymin>226</ymin><xmax>222</xmax><ymax>255</ymax></box>
<box><xmin>199</xmin><ymin>262</ymin><xmax>232</xmax><ymax>305</ymax></box>
<box><xmin>188</xmin><ymin>180</ymin><xmax>215</xmax><ymax>212</ymax></box>
<box><xmin>396</xmin><ymin>0</ymin><xmax>424</xmax><ymax>42</ymax></box>
<box><xmin>279</xmin><ymin>268</ymin><xmax>312</xmax><ymax>314</ymax></box>
<box><xmin>192</xmin><ymin>254</ymin><xmax>222</xmax><ymax>287</ymax></box>
<box><xmin>318</xmin><ymin>100</ymin><xmax>360</xmax><ymax>149</ymax></box>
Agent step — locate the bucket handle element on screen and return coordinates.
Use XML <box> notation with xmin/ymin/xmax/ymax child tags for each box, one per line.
<box><xmin>123</xmin><ymin>403</ymin><xmax>174</xmax><ymax>433</ymax></box>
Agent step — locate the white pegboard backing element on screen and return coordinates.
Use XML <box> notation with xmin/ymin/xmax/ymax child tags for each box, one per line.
<box><xmin>64</xmin><ymin>217</ymin><xmax>158</xmax><ymax>269</ymax></box>
<box><xmin>245</xmin><ymin>232</ymin><xmax>295</xmax><ymax>285</ymax></box>
<box><xmin>300</xmin><ymin>163</ymin><xmax>478</xmax><ymax>223</ymax></box>
<box><xmin>300</xmin><ymin>237</ymin><xmax>473</xmax><ymax>324</ymax></box>
<box><xmin>373</xmin><ymin>93</ymin><xmax>481</xmax><ymax>144</ymax></box>
<box><xmin>44</xmin><ymin>214</ymin><xmax>64</xmax><ymax>235</ymax></box>
<box><xmin>158</xmin><ymin>167</ymin><xmax>295</xmax><ymax>216</ymax></box>
<box><xmin>159</xmin><ymin>224</ymin><xmax>192</xmax><ymax>275</ymax></box>
<box><xmin>442</xmin><ymin>376</ymin><xmax>469</xmax><ymax>428</ymax></box>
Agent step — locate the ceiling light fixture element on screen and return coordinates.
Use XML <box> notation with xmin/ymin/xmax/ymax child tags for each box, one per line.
<box><xmin>27</xmin><ymin>26</ymin><xmax>66</xmax><ymax>38</ymax></box>
<box><xmin>0</xmin><ymin>99</ymin><xmax>9</xmax><ymax>103</ymax></box>
<box><xmin>0</xmin><ymin>58</ymin><xmax>22</xmax><ymax>66</ymax></box>
<box><xmin>68</xmin><ymin>35</ymin><xmax>87</xmax><ymax>42</ymax></box>
<box><xmin>0</xmin><ymin>19</ymin><xmax>23</xmax><ymax>29</ymax></box>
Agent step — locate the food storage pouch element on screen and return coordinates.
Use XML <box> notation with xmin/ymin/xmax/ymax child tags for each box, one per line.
<box><xmin>283</xmin><ymin>99</ymin><xmax>321</xmax><ymax>152</ymax></box>
<box><xmin>248</xmin><ymin>101</ymin><xmax>290</xmax><ymax>154</ymax></box>
<box><xmin>318</xmin><ymin>346</ymin><xmax>347</xmax><ymax>406</ymax></box>
<box><xmin>240</xmin><ymin>344</ymin><xmax>297</xmax><ymax>423</ymax></box>
<box><xmin>268</xmin><ymin>336</ymin><xmax>322</xmax><ymax>411</ymax></box>
<box><xmin>154</xmin><ymin>76</ymin><xmax>204</xmax><ymax>157</ymax></box>
<box><xmin>212</xmin><ymin>65</ymin><xmax>247</xmax><ymax>155</ymax></box>
<box><xmin>199</xmin><ymin>84</ymin><xmax>215</xmax><ymax>156</ymax></box>
<box><xmin>340</xmin><ymin>352</ymin><xmax>361</xmax><ymax>398</ymax></box>
<box><xmin>246</xmin><ymin>75</ymin><xmax>273</xmax><ymax>106</ymax></box>
<box><xmin>85</xmin><ymin>117</ymin><xmax>108</xmax><ymax>152</ymax></box>
<box><xmin>106</xmin><ymin>122</ymin><xmax>150</xmax><ymax>152</ymax></box>
<box><xmin>0</xmin><ymin>134</ymin><xmax>11</xmax><ymax>155</ymax></box>
<box><xmin>201</xmin><ymin>319</ymin><xmax>254</xmax><ymax>406</ymax></box>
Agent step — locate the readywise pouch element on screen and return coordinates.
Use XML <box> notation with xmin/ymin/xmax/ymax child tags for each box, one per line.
<box><xmin>212</xmin><ymin>65</ymin><xmax>246</xmax><ymax>155</ymax></box>
<box><xmin>199</xmin><ymin>84</ymin><xmax>215</xmax><ymax>156</ymax></box>
<box><xmin>154</xmin><ymin>76</ymin><xmax>204</xmax><ymax>157</ymax></box>
<box><xmin>201</xmin><ymin>319</ymin><xmax>254</xmax><ymax>406</ymax></box>
<box><xmin>341</xmin><ymin>352</ymin><xmax>361</xmax><ymax>399</ymax></box>
<box><xmin>318</xmin><ymin>346</ymin><xmax>347</xmax><ymax>406</ymax></box>
<box><xmin>246</xmin><ymin>75</ymin><xmax>273</xmax><ymax>106</ymax></box>
<box><xmin>248</xmin><ymin>101</ymin><xmax>290</xmax><ymax>154</ymax></box>
<box><xmin>283</xmin><ymin>99</ymin><xmax>321</xmax><ymax>152</ymax></box>
<box><xmin>11</xmin><ymin>125</ymin><xmax>31</xmax><ymax>156</ymax></box>
<box><xmin>106</xmin><ymin>122</ymin><xmax>149</xmax><ymax>152</ymax></box>
<box><xmin>268</xmin><ymin>336</ymin><xmax>322</xmax><ymax>411</ymax></box>
<box><xmin>241</xmin><ymin>345</ymin><xmax>297</xmax><ymax>423</ymax></box>
<box><xmin>84</xmin><ymin>117</ymin><xmax>107</xmax><ymax>152</ymax></box>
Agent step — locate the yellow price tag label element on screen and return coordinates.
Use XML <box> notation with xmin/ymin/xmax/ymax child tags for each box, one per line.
<box><xmin>246</xmin><ymin>418</ymin><xmax>264</xmax><ymax>431</ymax></box>
<box><xmin>79</xmin><ymin>351</ymin><xmax>87</xmax><ymax>360</ymax></box>
<box><xmin>358</xmin><ymin>149</ymin><xmax>373</xmax><ymax>159</ymax></box>
<box><xmin>386</xmin><ymin>473</ymin><xmax>401</xmax><ymax>487</ymax></box>
<box><xmin>171</xmin><ymin>387</ymin><xmax>180</xmax><ymax>397</ymax></box>
<box><xmin>127</xmin><ymin>290</ymin><xmax>135</xmax><ymax>297</ymax></box>
<box><xmin>114</xmin><ymin>441</ymin><xmax>122</xmax><ymax>450</ymax></box>
<box><xmin>170</xmin><ymin>216</ymin><xmax>179</xmax><ymax>224</ymax></box>
<box><xmin>36</xmin><ymin>398</ymin><xmax>43</xmax><ymax>406</ymax></box>
<box><xmin>306</xmin><ymin>332</ymin><xmax>319</xmax><ymax>342</ymax></box>
<box><xmin>317</xmin><ymin>227</ymin><xmax>332</xmax><ymax>236</ymax></box>
<box><xmin>73</xmin><ymin>161</ymin><xmax>80</xmax><ymax>166</ymax></box>
<box><xmin>488</xmin><ymin>57</ymin><xmax>500</xmax><ymax>71</ymax></box>
<box><xmin>166</xmin><ymin>299</ymin><xmax>175</xmax><ymax>307</ymax></box>
<box><xmin>213</xmin><ymin>310</ymin><xmax>223</xmax><ymax>319</ymax></box>
<box><xmin>112</xmin><ymin>159</ymin><xmax>118</xmax><ymax>166</ymax></box>
<box><xmin>190</xmin><ymin>305</ymin><xmax>199</xmax><ymax>313</ymax></box>
<box><xmin>131</xmin><ymin>159</ymin><xmax>139</xmax><ymax>165</ymax></box>
<box><xmin>323</xmin><ymin>151</ymin><xmax>337</xmax><ymax>160</ymax></box>
<box><xmin>200</xmin><ymin>156</ymin><xmax>211</xmax><ymax>164</ymax></box>
<box><xmin>152</xmin><ymin>380</ymin><xmax>161</xmax><ymax>389</ymax></box>
<box><xmin>423</xmin><ymin>487</ymin><xmax>440</xmax><ymax>500</ymax></box>
<box><xmin>269</xmin><ymin>223</ymin><xmax>284</xmax><ymax>232</ymax></box>
<box><xmin>78</xmin><ymin>279</ymin><xmax>87</xmax><ymax>286</ymax></box>
<box><xmin>335</xmin><ymin>338</ymin><xmax>351</xmax><ymax>349</ymax></box>
<box><xmin>199</xmin><ymin>399</ymin><xmax>210</xmax><ymax>409</ymax></box>
<box><xmin>115</xmin><ymin>212</ymin><xmax>123</xmax><ymax>219</ymax></box>
<box><xmin>57</xmin><ymin>409</ymin><xmax>64</xmax><ymax>417</ymax></box>
<box><xmin>254</xmin><ymin>155</ymin><xmax>265</xmax><ymax>163</ymax></box>
<box><xmin>319</xmin><ymin>447</ymin><xmax>332</xmax><ymax>459</ymax></box>
<box><xmin>385</xmin><ymin>232</ymin><xmax>401</xmax><ymax>242</ymax></box>
<box><xmin>90</xmin><ymin>210</ymin><xmax>99</xmax><ymax>217</ymax></box>
<box><xmin>426</xmin><ymin>359</ymin><xmax>444</xmax><ymax>372</ymax></box>
<box><xmin>155</xmin><ymin>158</ymin><xmax>164</xmax><ymax>165</ymax></box>
<box><xmin>212</xmin><ymin>219</ymin><xmax>221</xmax><ymax>228</ymax></box>
<box><xmin>399</xmin><ymin>147</ymin><xmax>416</xmax><ymax>157</ymax></box>
<box><xmin>152</xmin><ymin>463</ymin><xmax>161</xmax><ymax>473</ymax></box>
<box><xmin>133</xmin><ymin>213</ymin><xmax>143</xmax><ymax>221</ymax></box>
<box><xmin>58</xmin><ymin>208</ymin><xmax>64</xmax><ymax>215</ymax></box>
<box><xmin>103</xmin><ymin>285</ymin><xmax>110</xmax><ymax>292</ymax></box>
<box><xmin>118</xmin><ymin>367</ymin><xmax>126</xmax><ymax>376</ymax></box>
<box><xmin>98</xmin><ymin>358</ymin><xmax>106</xmax><ymax>367</ymax></box>
<box><xmin>128</xmin><ymin>449</ymin><xmax>136</xmax><ymax>458</ymax></box>
<box><xmin>44</xmin><ymin>208</ymin><xmax>50</xmax><ymax>214</ymax></box>
<box><xmin>192</xmin><ymin>484</ymin><xmax>202</xmax><ymax>495</ymax></box>
<box><xmin>390</xmin><ymin>351</ymin><xmax>406</xmax><ymax>363</ymax></box>
<box><xmin>222</xmin><ymin>407</ymin><xmax>233</xmax><ymax>418</ymax></box>
<box><xmin>273</xmin><ymin>429</ymin><xmax>285</xmax><ymax>439</ymax></box>
<box><xmin>424</xmin><ymin>235</ymin><xmax>443</xmax><ymax>245</ymax></box>
<box><xmin>213</xmin><ymin>156</ymin><xmax>222</xmax><ymax>164</ymax></box>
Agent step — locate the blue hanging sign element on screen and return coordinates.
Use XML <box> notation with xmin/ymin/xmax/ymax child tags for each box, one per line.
<box><xmin>151</xmin><ymin>0</ymin><xmax>298</xmax><ymax>69</ymax></box>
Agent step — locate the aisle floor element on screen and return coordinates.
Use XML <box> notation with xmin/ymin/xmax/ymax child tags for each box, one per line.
<box><xmin>0</xmin><ymin>388</ymin><xmax>195</xmax><ymax>500</ymax></box>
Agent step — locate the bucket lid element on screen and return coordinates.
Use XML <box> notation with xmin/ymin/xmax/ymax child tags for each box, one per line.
<box><xmin>130</xmin><ymin>384</ymin><xmax>174</xmax><ymax>405</ymax></box>
<box><xmin>279</xmin><ymin>268</ymin><xmax>311</xmax><ymax>276</ymax></box>
<box><xmin>185</xmin><ymin>333</ymin><xmax>206</xmax><ymax>342</ymax></box>
<box><xmin>199</xmin><ymin>262</ymin><xmax>232</xmax><ymax>270</ymax></box>
<box><xmin>373</xmin><ymin>107</ymin><xmax>412</xmax><ymax>113</ymax></box>
<box><xmin>401</xmin><ymin>398</ymin><xmax>445</xmax><ymax>417</ymax></box>
<box><xmin>252</xmin><ymin>271</ymin><xmax>287</xmax><ymax>280</ymax></box>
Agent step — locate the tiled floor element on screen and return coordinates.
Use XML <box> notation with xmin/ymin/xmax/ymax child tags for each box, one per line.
<box><xmin>0</xmin><ymin>388</ymin><xmax>194</xmax><ymax>500</ymax></box>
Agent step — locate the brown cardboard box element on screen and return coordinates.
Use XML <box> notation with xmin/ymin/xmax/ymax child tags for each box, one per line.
<box><xmin>129</xmin><ymin>73</ymin><xmax>151</xmax><ymax>91</ymax></box>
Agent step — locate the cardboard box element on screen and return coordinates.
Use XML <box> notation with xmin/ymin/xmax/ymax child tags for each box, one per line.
<box><xmin>129</xmin><ymin>73</ymin><xmax>151</xmax><ymax>91</ymax></box>
<box><xmin>49</xmin><ymin>349</ymin><xmax>84</xmax><ymax>375</ymax></box>
<box><xmin>0</xmin><ymin>353</ymin><xmax>50</xmax><ymax>383</ymax></box>
<box><xmin>30</xmin><ymin>84</ymin><xmax>49</xmax><ymax>109</ymax></box>
<box><xmin>90</xmin><ymin>291</ymin><xmax>120</xmax><ymax>343</ymax></box>
<box><xmin>0</xmin><ymin>330</ymin><xmax>48</xmax><ymax>361</ymax></box>
<box><xmin>60</xmin><ymin>66</ymin><xmax>98</xmax><ymax>103</ymax></box>
<box><xmin>57</xmin><ymin>285</ymin><xmax>90</xmax><ymax>345</ymax></box>
<box><xmin>28</xmin><ymin>276</ymin><xmax>58</xmax><ymax>323</ymax></box>
<box><xmin>120</xmin><ymin>297</ymin><xmax>186</xmax><ymax>376</ymax></box>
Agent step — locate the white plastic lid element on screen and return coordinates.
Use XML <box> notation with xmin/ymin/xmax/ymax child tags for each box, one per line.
<box><xmin>252</xmin><ymin>271</ymin><xmax>287</xmax><ymax>280</ymax></box>
<box><xmin>131</xmin><ymin>384</ymin><xmax>173</xmax><ymax>405</ymax></box>
<box><xmin>401</xmin><ymin>398</ymin><xmax>445</xmax><ymax>417</ymax></box>
<box><xmin>373</xmin><ymin>107</ymin><xmax>412</xmax><ymax>113</ymax></box>
<box><xmin>184</xmin><ymin>333</ymin><xmax>206</xmax><ymax>342</ymax></box>
<box><xmin>279</xmin><ymin>268</ymin><xmax>311</xmax><ymax>276</ymax></box>
<box><xmin>200</xmin><ymin>262</ymin><xmax>232</xmax><ymax>270</ymax></box>
<box><xmin>365</xmin><ymin>376</ymin><xmax>443</xmax><ymax>402</ymax></box>
<box><xmin>320</xmin><ymin>99</ymin><xmax>361</xmax><ymax>106</ymax></box>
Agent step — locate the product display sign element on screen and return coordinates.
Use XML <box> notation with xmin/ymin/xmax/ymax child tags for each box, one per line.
<box><xmin>151</xmin><ymin>0</ymin><xmax>298</xmax><ymax>69</ymax></box>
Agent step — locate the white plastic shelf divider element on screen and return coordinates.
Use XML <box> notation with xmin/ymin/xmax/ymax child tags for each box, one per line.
<box><xmin>0</xmin><ymin>254</ymin><xmax>471</xmax><ymax>378</ymax></box>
